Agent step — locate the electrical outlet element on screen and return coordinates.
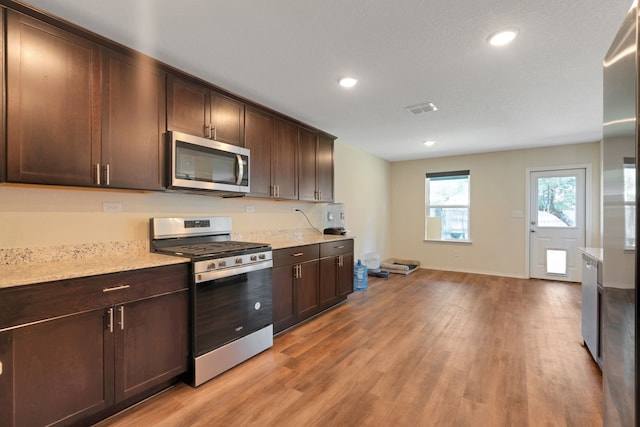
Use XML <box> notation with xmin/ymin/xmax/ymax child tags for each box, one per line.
<box><xmin>293</xmin><ymin>207</ymin><xmax>299</xmax><ymax>213</ymax></box>
<box><xmin>245</xmin><ymin>205</ymin><xmax>255</xmax><ymax>213</ymax></box>
<box><xmin>102</xmin><ymin>202</ymin><xmax>122</xmax><ymax>213</ymax></box>
<box><xmin>453</xmin><ymin>250</ymin><xmax>460</xmax><ymax>258</ymax></box>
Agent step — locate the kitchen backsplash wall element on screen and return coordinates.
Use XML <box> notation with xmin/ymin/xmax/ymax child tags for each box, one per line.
<box><xmin>0</xmin><ymin>141</ymin><xmax>392</xmax><ymax>262</ymax></box>
<box><xmin>0</xmin><ymin>185</ymin><xmax>328</xmax><ymax>249</ymax></box>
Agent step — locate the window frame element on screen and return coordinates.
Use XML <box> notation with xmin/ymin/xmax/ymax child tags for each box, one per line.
<box><xmin>424</xmin><ymin>170</ymin><xmax>471</xmax><ymax>243</ymax></box>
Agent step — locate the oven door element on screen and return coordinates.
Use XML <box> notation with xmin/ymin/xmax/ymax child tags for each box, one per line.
<box><xmin>168</xmin><ymin>130</ymin><xmax>250</xmax><ymax>194</ymax></box>
<box><xmin>192</xmin><ymin>267</ymin><xmax>272</xmax><ymax>357</ymax></box>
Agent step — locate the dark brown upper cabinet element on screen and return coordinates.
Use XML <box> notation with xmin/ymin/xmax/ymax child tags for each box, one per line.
<box><xmin>244</xmin><ymin>106</ymin><xmax>298</xmax><ymax>200</ymax></box>
<box><xmin>101</xmin><ymin>49</ymin><xmax>166</xmax><ymax>190</ymax></box>
<box><xmin>167</xmin><ymin>75</ymin><xmax>245</xmax><ymax>146</ymax></box>
<box><xmin>299</xmin><ymin>128</ymin><xmax>335</xmax><ymax>202</ymax></box>
<box><xmin>6</xmin><ymin>10</ymin><xmax>102</xmax><ymax>187</ymax></box>
<box><xmin>273</xmin><ymin>119</ymin><xmax>299</xmax><ymax>200</ymax></box>
<box><xmin>6</xmin><ymin>11</ymin><xmax>166</xmax><ymax>190</ymax></box>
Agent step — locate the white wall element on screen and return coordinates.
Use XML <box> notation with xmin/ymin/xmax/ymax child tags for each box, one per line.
<box><xmin>0</xmin><ymin>142</ymin><xmax>392</xmax><ymax>263</ymax></box>
<box><xmin>333</xmin><ymin>141</ymin><xmax>391</xmax><ymax>261</ymax></box>
<box><xmin>389</xmin><ymin>142</ymin><xmax>601</xmax><ymax>278</ymax></box>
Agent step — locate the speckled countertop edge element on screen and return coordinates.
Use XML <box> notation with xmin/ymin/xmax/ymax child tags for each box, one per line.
<box><xmin>0</xmin><ymin>232</ymin><xmax>354</xmax><ymax>289</ymax></box>
<box><xmin>578</xmin><ymin>247</ymin><xmax>603</xmax><ymax>262</ymax></box>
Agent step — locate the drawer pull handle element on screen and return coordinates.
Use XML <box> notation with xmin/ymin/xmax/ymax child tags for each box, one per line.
<box><xmin>292</xmin><ymin>252</ymin><xmax>304</xmax><ymax>257</ymax></box>
<box><xmin>335</xmin><ymin>245</ymin><xmax>345</xmax><ymax>249</ymax></box>
<box><xmin>103</xmin><ymin>284</ymin><xmax>131</xmax><ymax>293</ymax></box>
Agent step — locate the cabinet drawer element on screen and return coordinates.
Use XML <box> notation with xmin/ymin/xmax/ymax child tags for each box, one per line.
<box><xmin>320</xmin><ymin>239</ymin><xmax>354</xmax><ymax>258</ymax></box>
<box><xmin>273</xmin><ymin>244</ymin><xmax>319</xmax><ymax>266</ymax></box>
<box><xmin>0</xmin><ymin>264</ymin><xmax>189</xmax><ymax>330</ymax></box>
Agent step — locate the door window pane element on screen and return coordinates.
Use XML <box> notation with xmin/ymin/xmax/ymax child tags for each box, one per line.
<box><xmin>546</xmin><ymin>249</ymin><xmax>567</xmax><ymax>275</ymax></box>
<box><xmin>537</xmin><ymin>176</ymin><xmax>577</xmax><ymax>227</ymax></box>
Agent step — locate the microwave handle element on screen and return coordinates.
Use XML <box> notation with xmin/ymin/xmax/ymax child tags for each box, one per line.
<box><xmin>236</xmin><ymin>154</ymin><xmax>244</xmax><ymax>185</ymax></box>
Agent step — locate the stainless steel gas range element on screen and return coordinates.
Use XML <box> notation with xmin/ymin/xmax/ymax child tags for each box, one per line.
<box><xmin>150</xmin><ymin>216</ymin><xmax>273</xmax><ymax>387</ymax></box>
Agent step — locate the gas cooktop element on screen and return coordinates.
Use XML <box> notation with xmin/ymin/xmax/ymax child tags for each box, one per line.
<box><xmin>155</xmin><ymin>241</ymin><xmax>270</xmax><ymax>258</ymax></box>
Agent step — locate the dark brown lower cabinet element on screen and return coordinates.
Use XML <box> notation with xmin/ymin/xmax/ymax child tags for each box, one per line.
<box><xmin>272</xmin><ymin>239</ymin><xmax>353</xmax><ymax>334</ymax></box>
<box><xmin>0</xmin><ymin>264</ymin><xmax>189</xmax><ymax>427</ymax></box>
<box><xmin>115</xmin><ymin>290</ymin><xmax>188</xmax><ymax>403</ymax></box>
<box><xmin>0</xmin><ymin>309</ymin><xmax>112</xmax><ymax>427</ymax></box>
<box><xmin>319</xmin><ymin>240</ymin><xmax>354</xmax><ymax>309</ymax></box>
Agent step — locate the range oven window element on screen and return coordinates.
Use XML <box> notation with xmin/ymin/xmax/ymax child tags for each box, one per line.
<box><xmin>193</xmin><ymin>269</ymin><xmax>272</xmax><ymax>357</ymax></box>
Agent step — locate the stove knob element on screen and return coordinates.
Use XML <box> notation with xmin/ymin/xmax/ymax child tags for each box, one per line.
<box><xmin>258</xmin><ymin>253</ymin><xmax>266</xmax><ymax>260</ymax></box>
<box><xmin>250</xmin><ymin>255</ymin><xmax>258</xmax><ymax>261</ymax></box>
<box><xmin>207</xmin><ymin>262</ymin><xmax>216</xmax><ymax>270</ymax></box>
<box><xmin>235</xmin><ymin>257</ymin><xmax>243</xmax><ymax>264</ymax></box>
<box><xmin>218</xmin><ymin>260</ymin><xmax>227</xmax><ymax>267</ymax></box>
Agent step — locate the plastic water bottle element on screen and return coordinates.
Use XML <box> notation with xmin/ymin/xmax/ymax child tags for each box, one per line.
<box><xmin>354</xmin><ymin>259</ymin><xmax>368</xmax><ymax>291</ymax></box>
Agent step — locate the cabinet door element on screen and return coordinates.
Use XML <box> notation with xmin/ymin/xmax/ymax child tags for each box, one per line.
<box><xmin>337</xmin><ymin>253</ymin><xmax>355</xmax><ymax>297</ymax></box>
<box><xmin>0</xmin><ymin>309</ymin><xmax>112</xmax><ymax>427</ymax></box>
<box><xmin>114</xmin><ymin>290</ymin><xmax>188</xmax><ymax>403</ymax></box>
<box><xmin>273</xmin><ymin>119</ymin><xmax>298</xmax><ymax>200</ymax></box>
<box><xmin>167</xmin><ymin>75</ymin><xmax>209</xmax><ymax>137</ymax></box>
<box><xmin>296</xmin><ymin>260</ymin><xmax>320</xmax><ymax>320</ymax></box>
<box><xmin>210</xmin><ymin>91</ymin><xmax>244</xmax><ymax>146</ymax></box>
<box><xmin>272</xmin><ymin>265</ymin><xmax>297</xmax><ymax>334</ymax></box>
<box><xmin>102</xmin><ymin>49</ymin><xmax>166</xmax><ymax>190</ymax></box>
<box><xmin>6</xmin><ymin>11</ymin><xmax>101</xmax><ymax>186</ymax></box>
<box><xmin>317</xmin><ymin>134</ymin><xmax>334</xmax><ymax>202</ymax></box>
<box><xmin>319</xmin><ymin>256</ymin><xmax>338</xmax><ymax>307</ymax></box>
<box><xmin>0</xmin><ymin>8</ymin><xmax>5</xmax><ymax>182</ymax></box>
<box><xmin>298</xmin><ymin>127</ymin><xmax>317</xmax><ymax>201</ymax></box>
<box><xmin>245</xmin><ymin>107</ymin><xmax>274</xmax><ymax>198</ymax></box>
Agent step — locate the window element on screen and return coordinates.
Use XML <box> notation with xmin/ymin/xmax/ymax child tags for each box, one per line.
<box><xmin>624</xmin><ymin>157</ymin><xmax>636</xmax><ymax>250</ymax></box>
<box><xmin>425</xmin><ymin>170</ymin><xmax>470</xmax><ymax>241</ymax></box>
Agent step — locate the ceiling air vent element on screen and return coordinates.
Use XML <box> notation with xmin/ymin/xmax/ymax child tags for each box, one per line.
<box><xmin>405</xmin><ymin>102</ymin><xmax>438</xmax><ymax>115</ymax></box>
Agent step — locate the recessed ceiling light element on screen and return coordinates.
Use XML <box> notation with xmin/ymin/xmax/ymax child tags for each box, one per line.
<box><xmin>487</xmin><ymin>28</ymin><xmax>519</xmax><ymax>46</ymax></box>
<box><xmin>424</xmin><ymin>140</ymin><xmax>436</xmax><ymax>147</ymax></box>
<box><xmin>338</xmin><ymin>77</ymin><xmax>358</xmax><ymax>88</ymax></box>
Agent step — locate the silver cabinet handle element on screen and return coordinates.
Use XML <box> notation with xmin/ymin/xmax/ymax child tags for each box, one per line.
<box><xmin>236</xmin><ymin>154</ymin><xmax>244</xmax><ymax>185</ymax></box>
<box><xmin>0</xmin><ymin>360</ymin><xmax>3</xmax><ymax>376</ymax></box>
<box><xmin>107</xmin><ymin>307</ymin><xmax>114</xmax><ymax>333</ymax></box>
<box><xmin>297</xmin><ymin>265</ymin><xmax>302</xmax><ymax>279</ymax></box>
<box><xmin>118</xmin><ymin>306</ymin><xmax>125</xmax><ymax>330</ymax></box>
<box><xmin>336</xmin><ymin>245</ymin><xmax>345</xmax><ymax>249</ymax></box>
<box><xmin>105</xmin><ymin>164</ymin><xmax>110</xmax><ymax>186</ymax></box>
<box><xmin>213</xmin><ymin>126</ymin><xmax>217</xmax><ymax>141</ymax></box>
<box><xmin>103</xmin><ymin>284</ymin><xmax>131</xmax><ymax>293</ymax></box>
<box><xmin>292</xmin><ymin>252</ymin><xmax>304</xmax><ymax>257</ymax></box>
<box><xmin>95</xmin><ymin>163</ymin><xmax>101</xmax><ymax>185</ymax></box>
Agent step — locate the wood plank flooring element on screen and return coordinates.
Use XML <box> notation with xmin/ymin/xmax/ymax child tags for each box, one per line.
<box><xmin>96</xmin><ymin>269</ymin><xmax>602</xmax><ymax>427</ymax></box>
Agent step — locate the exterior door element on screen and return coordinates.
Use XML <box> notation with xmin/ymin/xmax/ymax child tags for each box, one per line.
<box><xmin>529</xmin><ymin>168</ymin><xmax>586</xmax><ymax>282</ymax></box>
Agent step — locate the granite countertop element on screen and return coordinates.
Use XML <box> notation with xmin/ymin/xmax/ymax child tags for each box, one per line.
<box><xmin>0</xmin><ymin>252</ymin><xmax>188</xmax><ymax>289</ymax></box>
<box><xmin>0</xmin><ymin>232</ymin><xmax>354</xmax><ymax>290</ymax></box>
<box><xmin>266</xmin><ymin>233</ymin><xmax>353</xmax><ymax>250</ymax></box>
<box><xmin>578</xmin><ymin>247</ymin><xmax>603</xmax><ymax>262</ymax></box>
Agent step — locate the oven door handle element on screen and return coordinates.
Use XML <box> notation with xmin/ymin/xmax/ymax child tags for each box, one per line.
<box><xmin>236</xmin><ymin>154</ymin><xmax>244</xmax><ymax>185</ymax></box>
<box><xmin>195</xmin><ymin>260</ymin><xmax>273</xmax><ymax>283</ymax></box>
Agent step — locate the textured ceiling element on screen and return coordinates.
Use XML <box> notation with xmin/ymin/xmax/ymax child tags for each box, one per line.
<box><xmin>21</xmin><ymin>0</ymin><xmax>633</xmax><ymax>161</ymax></box>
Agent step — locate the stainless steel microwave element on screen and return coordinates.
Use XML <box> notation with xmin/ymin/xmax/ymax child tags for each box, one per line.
<box><xmin>167</xmin><ymin>131</ymin><xmax>250</xmax><ymax>196</ymax></box>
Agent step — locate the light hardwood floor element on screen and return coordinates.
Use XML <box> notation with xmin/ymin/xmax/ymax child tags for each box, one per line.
<box><xmin>97</xmin><ymin>269</ymin><xmax>602</xmax><ymax>427</ymax></box>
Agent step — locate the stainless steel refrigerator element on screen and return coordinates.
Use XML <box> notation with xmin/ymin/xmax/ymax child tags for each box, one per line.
<box><xmin>602</xmin><ymin>2</ymin><xmax>638</xmax><ymax>425</ymax></box>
